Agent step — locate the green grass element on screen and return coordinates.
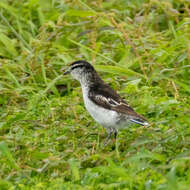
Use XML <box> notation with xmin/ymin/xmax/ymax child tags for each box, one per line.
<box><xmin>0</xmin><ymin>0</ymin><xmax>190</xmax><ymax>189</ymax></box>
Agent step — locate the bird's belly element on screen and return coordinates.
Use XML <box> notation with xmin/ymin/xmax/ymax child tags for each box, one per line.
<box><xmin>83</xmin><ymin>96</ymin><xmax>118</xmax><ymax>127</ymax></box>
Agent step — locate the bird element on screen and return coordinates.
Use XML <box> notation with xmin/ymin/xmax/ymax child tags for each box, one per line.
<box><xmin>63</xmin><ymin>60</ymin><xmax>149</xmax><ymax>144</ymax></box>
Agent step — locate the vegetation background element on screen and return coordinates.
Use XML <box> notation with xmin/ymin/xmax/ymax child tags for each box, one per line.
<box><xmin>0</xmin><ymin>0</ymin><xmax>190</xmax><ymax>189</ymax></box>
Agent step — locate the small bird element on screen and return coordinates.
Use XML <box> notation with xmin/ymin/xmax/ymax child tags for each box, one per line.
<box><xmin>64</xmin><ymin>60</ymin><xmax>149</xmax><ymax>144</ymax></box>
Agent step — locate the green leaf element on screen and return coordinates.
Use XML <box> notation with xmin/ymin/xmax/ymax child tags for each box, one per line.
<box><xmin>0</xmin><ymin>33</ymin><xmax>18</xmax><ymax>57</ymax></box>
<box><xmin>174</xmin><ymin>80</ymin><xmax>190</xmax><ymax>94</ymax></box>
<box><xmin>127</xmin><ymin>149</ymin><xmax>166</xmax><ymax>162</ymax></box>
<box><xmin>68</xmin><ymin>38</ymin><xmax>117</xmax><ymax>64</ymax></box>
<box><xmin>69</xmin><ymin>159</ymin><xmax>80</xmax><ymax>181</ymax></box>
<box><xmin>66</xmin><ymin>9</ymin><xmax>96</xmax><ymax>17</ymax></box>
<box><xmin>95</xmin><ymin>65</ymin><xmax>145</xmax><ymax>78</ymax></box>
<box><xmin>4</xmin><ymin>67</ymin><xmax>20</xmax><ymax>87</ymax></box>
<box><xmin>0</xmin><ymin>2</ymin><xmax>18</xmax><ymax>17</ymax></box>
<box><xmin>0</xmin><ymin>142</ymin><xmax>20</xmax><ymax>170</ymax></box>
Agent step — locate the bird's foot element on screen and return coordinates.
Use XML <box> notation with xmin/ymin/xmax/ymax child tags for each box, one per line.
<box><xmin>103</xmin><ymin>128</ymin><xmax>118</xmax><ymax>146</ymax></box>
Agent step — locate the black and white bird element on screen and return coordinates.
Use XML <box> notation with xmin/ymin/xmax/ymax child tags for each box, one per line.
<box><xmin>64</xmin><ymin>60</ymin><xmax>149</xmax><ymax>143</ymax></box>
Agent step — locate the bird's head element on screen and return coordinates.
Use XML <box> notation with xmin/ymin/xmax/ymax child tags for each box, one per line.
<box><xmin>63</xmin><ymin>60</ymin><xmax>95</xmax><ymax>82</ymax></box>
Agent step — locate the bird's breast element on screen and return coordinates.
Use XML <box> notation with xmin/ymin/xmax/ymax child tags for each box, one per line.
<box><xmin>82</xmin><ymin>87</ymin><xmax>118</xmax><ymax>128</ymax></box>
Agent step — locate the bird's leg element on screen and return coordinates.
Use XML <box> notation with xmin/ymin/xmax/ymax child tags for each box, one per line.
<box><xmin>104</xmin><ymin>128</ymin><xmax>113</xmax><ymax>146</ymax></box>
<box><xmin>114</xmin><ymin>129</ymin><xmax>118</xmax><ymax>140</ymax></box>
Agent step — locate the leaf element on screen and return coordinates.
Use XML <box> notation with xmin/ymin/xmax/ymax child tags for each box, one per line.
<box><xmin>174</xmin><ymin>80</ymin><xmax>190</xmax><ymax>94</ymax></box>
<box><xmin>0</xmin><ymin>2</ymin><xmax>18</xmax><ymax>17</ymax></box>
<box><xmin>66</xmin><ymin>9</ymin><xmax>96</xmax><ymax>17</ymax></box>
<box><xmin>95</xmin><ymin>65</ymin><xmax>145</xmax><ymax>78</ymax></box>
<box><xmin>127</xmin><ymin>79</ymin><xmax>142</xmax><ymax>85</ymax></box>
<box><xmin>127</xmin><ymin>149</ymin><xmax>166</xmax><ymax>162</ymax></box>
<box><xmin>69</xmin><ymin>159</ymin><xmax>80</xmax><ymax>181</ymax></box>
<box><xmin>131</xmin><ymin>138</ymin><xmax>156</xmax><ymax>147</ymax></box>
<box><xmin>0</xmin><ymin>142</ymin><xmax>20</xmax><ymax>170</ymax></box>
<box><xmin>42</xmin><ymin>74</ymin><xmax>63</xmax><ymax>95</ymax></box>
<box><xmin>4</xmin><ymin>67</ymin><xmax>20</xmax><ymax>87</ymax></box>
<box><xmin>0</xmin><ymin>33</ymin><xmax>18</xmax><ymax>57</ymax></box>
<box><xmin>68</xmin><ymin>38</ymin><xmax>117</xmax><ymax>64</ymax></box>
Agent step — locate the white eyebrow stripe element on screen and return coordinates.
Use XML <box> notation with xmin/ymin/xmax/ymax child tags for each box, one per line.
<box><xmin>71</xmin><ymin>64</ymin><xmax>84</xmax><ymax>69</ymax></box>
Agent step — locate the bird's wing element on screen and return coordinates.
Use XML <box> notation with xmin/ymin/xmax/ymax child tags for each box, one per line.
<box><xmin>89</xmin><ymin>83</ymin><xmax>148</xmax><ymax>125</ymax></box>
<box><xmin>89</xmin><ymin>92</ymin><xmax>140</xmax><ymax>116</ymax></box>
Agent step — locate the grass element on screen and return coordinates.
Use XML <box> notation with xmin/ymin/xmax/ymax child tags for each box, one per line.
<box><xmin>0</xmin><ymin>0</ymin><xmax>190</xmax><ymax>189</ymax></box>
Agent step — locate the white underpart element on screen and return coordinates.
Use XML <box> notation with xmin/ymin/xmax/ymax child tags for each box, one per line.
<box><xmin>82</xmin><ymin>86</ymin><xmax>119</xmax><ymax>128</ymax></box>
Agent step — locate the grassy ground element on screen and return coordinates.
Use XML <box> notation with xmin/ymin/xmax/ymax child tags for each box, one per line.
<box><xmin>0</xmin><ymin>0</ymin><xmax>190</xmax><ymax>189</ymax></box>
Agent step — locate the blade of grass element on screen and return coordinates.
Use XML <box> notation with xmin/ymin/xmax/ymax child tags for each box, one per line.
<box><xmin>0</xmin><ymin>33</ymin><xmax>18</xmax><ymax>56</ymax></box>
<box><xmin>0</xmin><ymin>2</ymin><xmax>18</xmax><ymax>17</ymax></box>
<box><xmin>41</xmin><ymin>74</ymin><xmax>63</xmax><ymax>95</ymax></box>
<box><xmin>69</xmin><ymin>159</ymin><xmax>80</xmax><ymax>181</ymax></box>
<box><xmin>0</xmin><ymin>141</ymin><xmax>20</xmax><ymax>170</ymax></box>
<box><xmin>68</xmin><ymin>38</ymin><xmax>117</xmax><ymax>65</ymax></box>
<box><xmin>4</xmin><ymin>67</ymin><xmax>21</xmax><ymax>88</ymax></box>
<box><xmin>66</xmin><ymin>9</ymin><xmax>96</xmax><ymax>17</ymax></box>
<box><xmin>0</xmin><ymin>12</ymin><xmax>32</xmax><ymax>51</ymax></box>
<box><xmin>95</xmin><ymin>65</ymin><xmax>145</xmax><ymax>78</ymax></box>
<box><xmin>173</xmin><ymin>79</ymin><xmax>190</xmax><ymax>94</ymax></box>
<box><xmin>78</xmin><ymin>0</ymin><xmax>97</xmax><ymax>13</ymax></box>
<box><xmin>39</xmin><ymin>55</ymin><xmax>47</xmax><ymax>85</ymax></box>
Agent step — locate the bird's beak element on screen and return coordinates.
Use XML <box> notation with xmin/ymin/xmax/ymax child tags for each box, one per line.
<box><xmin>63</xmin><ymin>70</ymin><xmax>70</xmax><ymax>75</ymax></box>
<box><xmin>61</xmin><ymin>67</ymin><xmax>70</xmax><ymax>75</ymax></box>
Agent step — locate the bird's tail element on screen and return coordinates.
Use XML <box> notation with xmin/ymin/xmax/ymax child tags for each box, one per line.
<box><xmin>130</xmin><ymin>118</ymin><xmax>149</xmax><ymax>126</ymax></box>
